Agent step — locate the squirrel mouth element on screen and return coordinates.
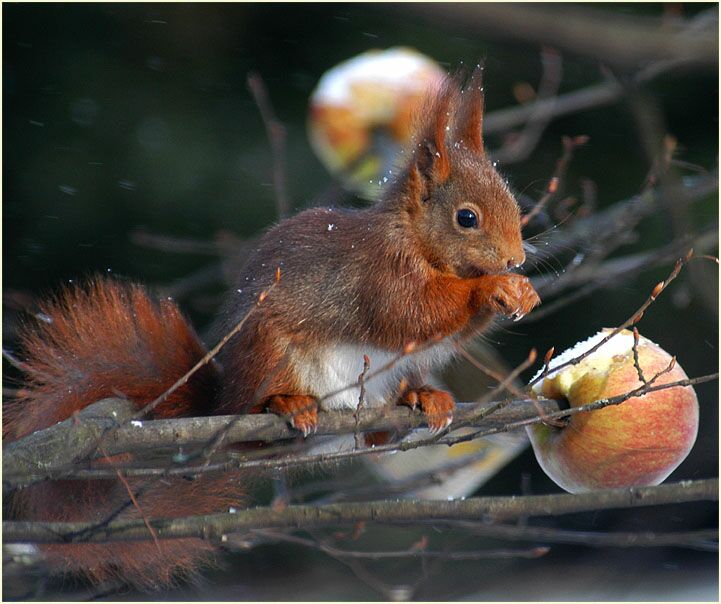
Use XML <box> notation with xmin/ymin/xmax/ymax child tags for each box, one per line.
<box><xmin>462</xmin><ymin>265</ymin><xmax>491</xmax><ymax>278</ymax></box>
<box><xmin>463</xmin><ymin>264</ymin><xmax>510</xmax><ymax>278</ymax></box>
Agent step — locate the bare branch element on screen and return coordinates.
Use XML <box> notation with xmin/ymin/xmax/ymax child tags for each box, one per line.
<box><xmin>492</xmin><ymin>46</ymin><xmax>563</xmax><ymax>164</ymax></box>
<box><xmin>129</xmin><ymin>228</ymin><xmax>223</xmax><ymax>256</ymax></box>
<box><xmin>408</xmin><ymin>4</ymin><xmax>717</xmax><ymax>69</ymax></box>
<box><xmin>3</xmin><ymin>479</ymin><xmax>716</xmax><ymax>544</ymax></box>
<box><xmin>4</xmin><ymin>371</ymin><xmax>715</xmax><ymax>487</ymax></box>
<box><xmin>527</xmin><ymin>252</ymin><xmax>692</xmax><ymax>388</ymax></box>
<box><xmin>450</xmin><ymin>523</ymin><xmax>718</xmax><ymax>552</ymax></box>
<box><xmin>631</xmin><ymin>327</ymin><xmax>647</xmax><ymax>385</ymax></box>
<box><xmin>525</xmin><ymin>170</ymin><xmax>717</xmax><ymax>271</ymax></box>
<box><xmin>2</xmin><ymin>396</ymin><xmax>556</xmax><ymax>488</ymax></box>
<box><xmin>484</xmin><ymin>52</ymin><xmax>713</xmax><ymax>138</ymax></box>
<box><xmin>521</xmin><ymin>135</ymin><xmax>588</xmax><ymax>228</ymax></box>
<box><xmin>527</xmin><ymin>226</ymin><xmax>718</xmax><ymax>314</ymax></box>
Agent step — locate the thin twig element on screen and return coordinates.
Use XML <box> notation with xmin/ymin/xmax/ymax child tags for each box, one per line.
<box><xmin>528</xmin><ymin>252</ymin><xmax>691</xmax><ymax>388</ymax></box>
<box><xmin>132</xmin><ymin>279</ymin><xmax>279</xmax><ymax>421</ymax></box>
<box><xmin>354</xmin><ymin>354</ymin><xmax>371</xmax><ymax>449</ymax></box>
<box><xmin>113</xmin><ymin>470</ymin><xmax>161</xmax><ymax>553</ymax></box>
<box><xmin>493</xmin><ymin>46</ymin><xmax>563</xmax><ymax>164</ymax></box>
<box><xmin>631</xmin><ymin>327</ymin><xmax>647</xmax><ymax>385</ymax></box>
<box><xmin>453</xmin><ymin>346</ymin><xmax>535</xmax><ymax>425</ymax></box>
<box><xmin>457</xmin><ymin>372</ymin><xmax>717</xmax><ymax>447</ymax></box>
<box><xmin>247</xmin><ymin>71</ymin><xmax>290</xmax><ymax>219</ymax></box>
<box><xmin>129</xmin><ymin>228</ymin><xmax>223</xmax><ymax>256</ymax></box>
<box><xmin>539</xmin><ymin>347</ymin><xmax>555</xmax><ymax>381</ymax></box>
<box><xmin>455</xmin><ymin>346</ymin><xmax>564</xmax><ymax>430</ymax></box>
<box><xmin>521</xmin><ymin>134</ymin><xmax>588</xmax><ymax>228</ymax></box>
<box><xmin>250</xmin><ymin>529</ymin><xmax>549</xmax><ymax>560</ymax></box>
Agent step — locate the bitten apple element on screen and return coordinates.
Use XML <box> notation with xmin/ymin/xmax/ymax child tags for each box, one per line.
<box><xmin>527</xmin><ymin>329</ymin><xmax>699</xmax><ymax>493</ymax></box>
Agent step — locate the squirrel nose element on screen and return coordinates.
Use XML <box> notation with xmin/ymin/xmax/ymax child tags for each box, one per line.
<box><xmin>506</xmin><ymin>254</ymin><xmax>525</xmax><ymax>270</ymax></box>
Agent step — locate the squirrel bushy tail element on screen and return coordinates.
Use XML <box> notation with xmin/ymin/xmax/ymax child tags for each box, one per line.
<box><xmin>5</xmin><ymin>278</ymin><xmax>245</xmax><ymax>589</ymax></box>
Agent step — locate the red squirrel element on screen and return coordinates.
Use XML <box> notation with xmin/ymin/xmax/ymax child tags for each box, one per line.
<box><xmin>4</xmin><ymin>68</ymin><xmax>540</xmax><ymax>589</ymax></box>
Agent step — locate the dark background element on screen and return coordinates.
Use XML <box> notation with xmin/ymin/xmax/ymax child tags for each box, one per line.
<box><xmin>3</xmin><ymin>3</ymin><xmax>718</xmax><ymax>600</ymax></box>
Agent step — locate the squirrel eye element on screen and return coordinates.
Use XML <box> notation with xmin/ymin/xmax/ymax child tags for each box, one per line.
<box><xmin>456</xmin><ymin>208</ymin><xmax>479</xmax><ymax>228</ymax></box>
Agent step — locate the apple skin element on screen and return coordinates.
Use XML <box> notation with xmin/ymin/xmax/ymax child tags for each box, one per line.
<box><xmin>527</xmin><ymin>330</ymin><xmax>699</xmax><ymax>493</ymax></box>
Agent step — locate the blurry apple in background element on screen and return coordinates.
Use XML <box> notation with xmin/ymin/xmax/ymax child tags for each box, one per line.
<box><xmin>527</xmin><ymin>329</ymin><xmax>699</xmax><ymax>494</ymax></box>
<box><xmin>308</xmin><ymin>47</ymin><xmax>445</xmax><ymax>200</ymax></box>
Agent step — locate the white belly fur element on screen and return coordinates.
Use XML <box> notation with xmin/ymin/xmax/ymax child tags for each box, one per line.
<box><xmin>293</xmin><ymin>340</ymin><xmax>458</xmax><ymax>410</ymax></box>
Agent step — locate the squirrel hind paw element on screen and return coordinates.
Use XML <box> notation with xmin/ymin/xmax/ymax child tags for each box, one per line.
<box><xmin>399</xmin><ymin>387</ymin><xmax>455</xmax><ymax>433</ymax></box>
<box><xmin>265</xmin><ymin>394</ymin><xmax>318</xmax><ymax>437</ymax></box>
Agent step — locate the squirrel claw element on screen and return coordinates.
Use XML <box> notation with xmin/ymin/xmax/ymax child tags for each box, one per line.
<box><xmin>401</xmin><ymin>389</ymin><xmax>420</xmax><ymax>410</ymax></box>
<box><xmin>399</xmin><ymin>387</ymin><xmax>455</xmax><ymax>433</ymax></box>
<box><xmin>266</xmin><ymin>394</ymin><xmax>318</xmax><ymax>438</ymax></box>
<box><xmin>483</xmin><ymin>274</ymin><xmax>540</xmax><ymax>319</ymax></box>
<box><xmin>427</xmin><ymin>413</ymin><xmax>453</xmax><ymax>435</ymax></box>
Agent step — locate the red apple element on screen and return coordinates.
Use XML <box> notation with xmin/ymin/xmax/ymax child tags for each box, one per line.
<box><xmin>527</xmin><ymin>329</ymin><xmax>699</xmax><ymax>493</ymax></box>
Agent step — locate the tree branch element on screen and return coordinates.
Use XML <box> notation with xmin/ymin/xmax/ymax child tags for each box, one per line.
<box><xmin>3</xmin><ymin>479</ymin><xmax>716</xmax><ymax>544</ymax></box>
<box><xmin>525</xmin><ymin>170</ymin><xmax>717</xmax><ymax>268</ymax></box>
<box><xmin>5</xmin><ymin>372</ymin><xmax>716</xmax><ymax>488</ymax></box>
<box><xmin>450</xmin><ymin>523</ymin><xmax>718</xmax><ymax>552</ymax></box>
<box><xmin>408</xmin><ymin>4</ymin><xmax>717</xmax><ymax>69</ymax></box>
<box><xmin>2</xmin><ymin>397</ymin><xmax>557</xmax><ymax>489</ymax></box>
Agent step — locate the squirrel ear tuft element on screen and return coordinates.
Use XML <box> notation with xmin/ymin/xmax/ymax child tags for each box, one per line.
<box><xmin>412</xmin><ymin>78</ymin><xmax>458</xmax><ymax>185</ymax></box>
<box><xmin>455</xmin><ymin>65</ymin><xmax>485</xmax><ymax>155</ymax></box>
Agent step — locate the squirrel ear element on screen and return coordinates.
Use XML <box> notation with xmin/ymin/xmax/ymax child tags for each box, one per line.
<box><xmin>402</xmin><ymin>144</ymin><xmax>442</xmax><ymax>212</ymax></box>
<box><xmin>415</xmin><ymin>138</ymin><xmax>447</xmax><ymax>185</ymax></box>
<box><xmin>411</xmin><ymin>79</ymin><xmax>457</xmax><ymax>186</ymax></box>
<box><xmin>455</xmin><ymin>65</ymin><xmax>485</xmax><ymax>155</ymax></box>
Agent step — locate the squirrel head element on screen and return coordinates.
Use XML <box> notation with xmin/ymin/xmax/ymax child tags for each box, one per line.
<box><xmin>388</xmin><ymin>67</ymin><xmax>525</xmax><ymax>278</ymax></box>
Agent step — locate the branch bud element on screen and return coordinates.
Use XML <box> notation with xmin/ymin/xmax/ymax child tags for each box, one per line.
<box><xmin>543</xmin><ymin>347</ymin><xmax>555</xmax><ymax>367</ymax></box>
<box><xmin>527</xmin><ymin>348</ymin><xmax>538</xmax><ymax>364</ymax></box>
<box><xmin>650</xmin><ymin>281</ymin><xmax>664</xmax><ymax>300</ymax></box>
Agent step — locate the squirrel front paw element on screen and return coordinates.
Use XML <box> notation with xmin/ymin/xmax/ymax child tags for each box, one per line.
<box><xmin>478</xmin><ymin>273</ymin><xmax>540</xmax><ymax>320</ymax></box>
<box><xmin>265</xmin><ymin>394</ymin><xmax>318</xmax><ymax>437</ymax></box>
<box><xmin>399</xmin><ymin>387</ymin><xmax>455</xmax><ymax>433</ymax></box>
